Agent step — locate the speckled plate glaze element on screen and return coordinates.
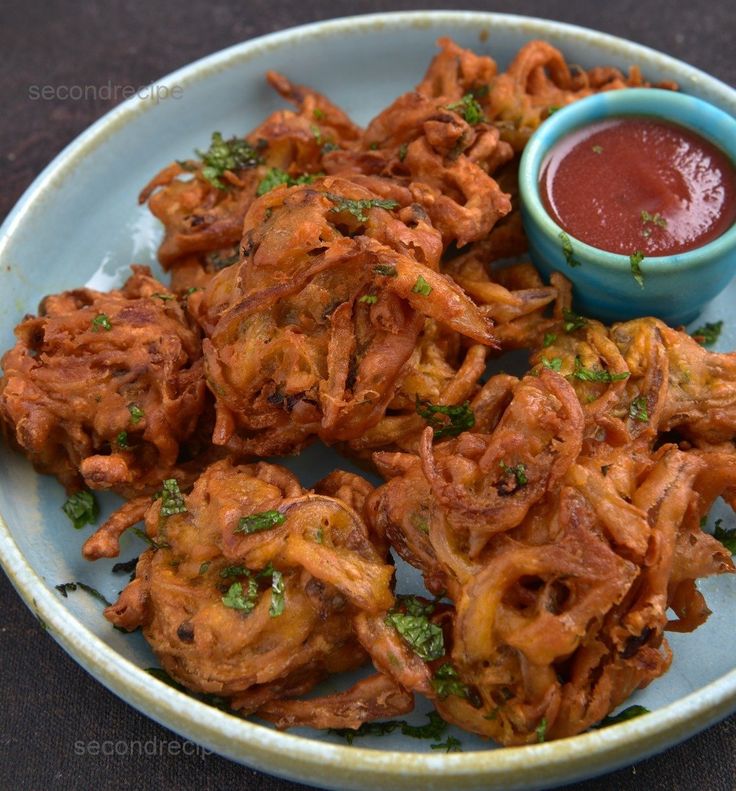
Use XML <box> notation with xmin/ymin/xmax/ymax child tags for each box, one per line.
<box><xmin>1</xmin><ymin>12</ymin><xmax>735</xmax><ymax>791</ymax></box>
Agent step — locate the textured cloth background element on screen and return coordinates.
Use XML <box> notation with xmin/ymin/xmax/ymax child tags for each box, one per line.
<box><xmin>1</xmin><ymin>1</ymin><xmax>734</xmax><ymax>789</ymax></box>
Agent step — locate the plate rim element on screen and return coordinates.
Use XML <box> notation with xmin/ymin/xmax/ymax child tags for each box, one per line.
<box><xmin>1</xmin><ymin>10</ymin><xmax>735</xmax><ymax>790</ymax></box>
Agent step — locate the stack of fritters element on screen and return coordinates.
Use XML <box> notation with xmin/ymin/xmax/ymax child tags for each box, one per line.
<box><xmin>1</xmin><ymin>37</ymin><xmax>733</xmax><ymax>746</ymax></box>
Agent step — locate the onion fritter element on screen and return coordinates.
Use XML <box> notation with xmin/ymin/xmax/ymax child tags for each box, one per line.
<box><xmin>139</xmin><ymin>72</ymin><xmax>362</xmax><ymax>292</ymax></box>
<box><xmin>193</xmin><ymin>176</ymin><xmax>496</xmax><ymax>457</ymax></box>
<box><xmin>366</xmin><ymin>354</ymin><xmax>735</xmax><ymax>744</ymax></box>
<box><xmin>481</xmin><ymin>38</ymin><xmax>678</xmax><ymax>151</ymax></box>
<box><xmin>0</xmin><ymin>266</ymin><xmax>206</xmax><ymax>496</ymax></box>
<box><xmin>105</xmin><ymin>458</ymin><xmax>411</xmax><ymax>728</ymax></box>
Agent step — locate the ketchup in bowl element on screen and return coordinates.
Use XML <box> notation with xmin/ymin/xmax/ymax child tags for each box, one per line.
<box><xmin>539</xmin><ymin>117</ymin><xmax>736</xmax><ymax>256</ymax></box>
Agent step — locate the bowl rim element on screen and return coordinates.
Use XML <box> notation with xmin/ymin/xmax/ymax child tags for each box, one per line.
<box><xmin>519</xmin><ymin>87</ymin><xmax>736</xmax><ymax>278</ymax></box>
<box><xmin>1</xmin><ymin>10</ymin><xmax>736</xmax><ymax>790</ymax></box>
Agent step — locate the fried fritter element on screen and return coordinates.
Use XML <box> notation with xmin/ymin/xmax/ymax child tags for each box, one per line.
<box><xmin>533</xmin><ymin>314</ymin><xmax>736</xmax><ymax>449</ymax></box>
<box><xmin>482</xmin><ymin>38</ymin><xmax>678</xmax><ymax>151</ymax></box>
<box><xmin>366</xmin><ymin>348</ymin><xmax>735</xmax><ymax>744</ymax></box>
<box><xmin>105</xmin><ymin>458</ymin><xmax>411</xmax><ymax>728</ymax></box>
<box><xmin>324</xmin><ymin>38</ymin><xmax>514</xmax><ymax>250</ymax></box>
<box><xmin>192</xmin><ymin>176</ymin><xmax>496</xmax><ymax>457</ymax></box>
<box><xmin>0</xmin><ymin>266</ymin><xmax>206</xmax><ymax>496</ymax></box>
<box><xmin>139</xmin><ymin>72</ymin><xmax>362</xmax><ymax>292</ymax></box>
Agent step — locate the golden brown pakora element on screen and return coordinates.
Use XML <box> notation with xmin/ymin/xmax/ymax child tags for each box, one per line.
<box><xmin>192</xmin><ymin>176</ymin><xmax>497</xmax><ymax>457</ymax></box>
<box><xmin>139</xmin><ymin>72</ymin><xmax>362</xmax><ymax>292</ymax></box>
<box><xmin>0</xmin><ymin>266</ymin><xmax>206</xmax><ymax>497</ymax></box>
<box><xmin>105</xmin><ymin>458</ymin><xmax>412</xmax><ymax>728</ymax></box>
<box><xmin>366</xmin><ymin>360</ymin><xmax>734</xmax><ymax>744</ymax></box>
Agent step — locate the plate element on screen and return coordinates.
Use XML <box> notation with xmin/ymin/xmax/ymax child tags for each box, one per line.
<box><xmin>1</xmin><ymin>11</ymin><xmax>735</xmax><ymax>791</ymax></box>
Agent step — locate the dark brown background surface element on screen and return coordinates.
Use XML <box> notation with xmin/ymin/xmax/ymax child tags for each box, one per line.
<box><xmin>1</xmin><ymin>1</ymin><xmax>734</xmax><ymax>789</ymax></box>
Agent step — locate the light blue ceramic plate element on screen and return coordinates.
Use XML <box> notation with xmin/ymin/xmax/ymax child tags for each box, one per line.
<box><xmin>1</xmin><ymin>12</ymin><xmax>734</xmax><ymax>791</ymax></box>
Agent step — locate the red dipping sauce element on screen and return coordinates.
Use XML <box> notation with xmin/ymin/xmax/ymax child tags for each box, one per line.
<box><xmin>540</xmin><ymin>117</ymin><xmax>736</xmax><ymax>256</ymax></box>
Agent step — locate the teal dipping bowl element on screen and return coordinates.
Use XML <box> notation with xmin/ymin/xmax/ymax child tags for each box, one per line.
<box><xmin>519</xmin><ymin>88</ymin><xmax>736</xmax><ymax>325</ymax></box>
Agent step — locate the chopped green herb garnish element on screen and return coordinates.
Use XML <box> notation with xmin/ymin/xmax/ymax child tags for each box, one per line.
<box><xmin>542</xmin><ymin>333</ymin><xmax>557</xmax><ymax>348</ymax></box>
<box><xmin>499</xmin><ymin>461</ymin><xmax>528</xmax><ymax>487</ymax></box>
<box><xmin>562</xmin><ymin>308</ymin><xmax>587</xmax><ymax>333</ymax></box>
<box><xmin>132</xmin><ymin>527</ymin><xmax>170</xmax><ymax>550</ymax></box>
<box><xmin>269</xmin><ymin>569</ymin><xmax>285</xmax><ymax>617</ymax></box>
<box><xmin>329</xmin><ymin>711</ymin><xmax>448</xmax><ymax>744</ymax></box>
<box><xmin>398</xmin><ymin>143</ymin><xmax>408</xmax><ymax>161</ymax></box>
<box><xmin>152</xmin><ymin>292</ymin><xmax>175</xmax><ymax>302</ymax></box>
<box><xmin>431</xmin><ymin>736</ymin><xmax>463</xmax><ymax>752</ymax></box>
<box><xmin>692</xmin><ymin>320</ymin><xmax>723</xmax><ymax>347</ymax></box>
<box><xmin>62</xmin><ymin>490</ymin><xmax>99</xmax><ymax>530</ymax></box>
<box><xmin>145</xmin><ymin>668</ymin><xmax>230</xmax><ymax>710</ymax></box>
<box><xmin>400</xmin><ymin>711</ymin><xmax>448</xmax><ymax>740</ymax></box>
<box><xmin>592</xmin><ymin>145</ymin><xmax>603</xmax><ymax>155</ymax></box>
<box><xmin>256</xmin><ymin>562</ymin><xmax>276</xmax><ymax>579</ymax></box>
<box><xmin>236</xmin><ymin>509</ymin><xmax>286</xmax><ymax>534</ymax></box>
<box><xmin>629</xmin><ymin>395</ymin><xmax>649</xmax><ymax>423</ymax></box>
<box><xmin>198</xmin><ymin>561</ymin><xmax>211</xmax><ymax>575</ymax></box>
<box><xmin>572</xmin><ymin>357</ymin><xmax>630</xmax><ymax>383</ymax></box>
<box><xmin>542</xmin><ymin>357</ymin><xmax>562</xmax><ymax>372</ymax></box>
<box><xmin>116</xmin><ymin>431</ymin><xmax>129</xmax><ymax>449</ymax></box>
<box><xmin>369</xmin><ymin>142</ymin><xmax>379</xmax><ymax>150</ymax></box>
<box><xmin>156</xmin><ymin>479</ymin><xmax>187</xmax><ymax>517</ymax></box>
<box><xmin>397</xmin><ymin>595</ymin><xmax>436</xmax><ymax>618</ymax></box>
<box><xmin>314</xmin><ymin>527</ymin><xmax>324</xmax><ymax>544</ymax></box>
<box><xmin>536</xmin><ymin>717</ymin><xmax>548</xmax><ymax>743</ymax></box>
<box><xmin>359</xmin><ymin>294</ymin><xmax>378</xmax><ymax>304</ymax></box>
<box><xmin>713</xmin><ymin>518</ymin><xmax>736</xmax><ymax>554</ymax></box>
<box><xmin>310</xmin><ymin>124</ymin><xmax>323</xmax><ymax>143</ymax></box>
<box><xmin>219</xmin><ymin>564</ymin><xmax>251</xmax><ymax>578</ymax></box>
<box><xmin>326</xmin><ymin>193</ymin><xmax>399</xmax><ymax>222</ymax></box>
<box><xmin>128</xmin><ymin>404</ymin><xmax>144</xmax><ymax>424</ymax></box>
<box><xmin>385</xmin><ymin>611</ymin><xmax>444</xmax><ymax>661</ymax></box>
<box><xmin>411</xmin><ymin>513</ymin><xmax>429</xmax><ymax>534</ymax></box>
<box><xmin>91</xmin><ymin>314</ymin><xmax>112</xmax><ymax>332</ymax></box>
<box><xmin>641</xmin><ymin>210</ymin><xmax>667</xmax><ymax>228</ymax></box>
<box><xmin>256</xmin><ymin>167</ymin><xmax>322</xmax><ymax>196</ymax></box>
<box><xmin>55</xmin><ymin>581</ymin><xmax>111</xmax><ymax>607</ymax></box>
<box><xmin>446</xmin><ymin>93</ymin><xmax>485</xmax><ymax>125</ymax></box>
<box><xmin>256</xmin><ymin>168</ymin><xmax>290</xmax><ymax>194</ymax></box>
<box><xmin>412</xmin><ymin>275</ymin><xmax>432</xmax><ymax>297</ymax></box>
<box><xmin>416</xmin><ymin>398</ymin><xmax>475</xmax><ymax>439</ymax></box>
<box><xmin>432</xmin><ymin>663</ymin><xmax>471</xmax><ymax>700</ymax></box>
<box><xmin>547</xmin><ymin>105</ymin><xmax>561</xmax><ymax>116</ymax></box>
<box><xmin>630</xmin><ymin>250</ymin><xmax>645</xmax><ymax>288</ymax></box>
<box><xmin>596</xmin><ymin>705</ymin><xmax>650</xmax><ymax>728</ymax></box>
<box><xmin>313</xmin><ymin>108</ymin><xmax>326</xmax><ymax>121</ymax></box>
<box><xmin>221</xmin><ymin>578</ymin><xmax>259</xmax><ymax>612</ymax></box>
<box><xmin>374</xmin><ymin>264</ymin><xmax>397</xmax><ymax>277</ymax></box>
<box><xmin>559</xmin><ymin>231</ymin><xmax>580</xmax><ymax>268</ymax></box>
<box><xmin>186</xmin><ymin>286</ymin><xmax>200</xmax><ymax>295</ymax></box>
<box><xmin>329</xmin><ymin>720</ymin><xmax>403</xmax><ymax>744</ymax></box>
<box><xmin>112</xmin><ymin>556</ymin><xmax>138</xmax><ymax>575</ymax></box>
<box><xmin>196</xmin><ymin>132</ymin><xmax>261</xmax><ymax>189</ymax></box>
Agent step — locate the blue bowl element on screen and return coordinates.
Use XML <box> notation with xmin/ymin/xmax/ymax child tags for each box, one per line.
<box><xmin>519</xmin><ymin>88</ymin><xmax>736</xmax><ymax>325</ymax></box>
